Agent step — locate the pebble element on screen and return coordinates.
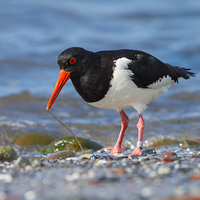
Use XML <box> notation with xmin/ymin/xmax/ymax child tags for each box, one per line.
<box><xmin>0</xmin><ymin>146</ymin><xmax>18</xmax><ymax>162</ymax></box>
<box><xmin>175</xmin><ymin>163</ymin><xmax>190</xmax><ymax>172</ymax></box>
<box><xmin>140</xmin><ymin>187</ymin><xmax>153</xmax><ymax>198</ymax></box>
<box><xmin>27</xmin><ymin>157</ymin><xmax>43</xmax><ymax>167</ymax></box>
<box><xmin>142</xmin><ymin>148</ymin><xmax>157</xmax><ymax>155</ymax></box>
<box><xmin>161</xmin><ymin>157</ymin><xmax>176</xmax><ymax>162</ymax></box>
<box><xmin>24</xmin><ymin>190</ymin><xmax>36</xmax><ymax>200</ymax></box>
<box><xmin>65</xmin><ymin>157</ymin><xmax>79</xmax><ymax>161</ymax></box>
<box><xmin>190</xmin><ymin>174</ymin><xmax>200</xmax><ymax>181</ymax></box>
<box><xmin>191</xmin><ymin>154</ymin><xmax>200</xmax><ymax>158</ymax></box>
<box><xmin>163</xmin><ymin>152</ymin><xmax>177</xmax><ymax>158</ymax></box>
<box><xmin>111</xmin><ymin>168</ymin><xmax>126</xmax><ymax>175</ymax></box>
<box><xmin>139</xmin><ymin>156</ymin><xmax>150</xmax><ymax>161</ymax></box>
<box><xmin>157</xmin><ymin>165</ymin><xmax>172</xmax><ymax>175</ymax></box>
<box><xmin>14</xmin><ymin>157</ymin><xmax>31</xmax><ymax>168</ymax></box>
<box><xmin>80</xmin><ymin>154</ymin><xmax>91</xmax><ymax>159</ymax></box>
<box><xmin>46</xmin><ymin>150</ymin><xmax>76</xmax><ymax>160</ymax></box>
<box><xmin>0</xmin><ymin>174</ymin><xmax>13</xmax><ymax>183</ymax></box>
<box><xmin>95</xmin><ymin>159</ymin><xmax>107</xmax><ymax>166</ymax></box>
<box><xmin>0</xmin><ymin>148</ymin><xmax>200</xmax><ymax>200</ymax></box>
<box><xmin>157</xmin><ymin>149</ymin><xmax>167</xmax><ymax>154</ymax></box>
<box><xmin>65</xmin><ymin>172</ymin><xmax>81</xmax><ymax>182</ymax></box>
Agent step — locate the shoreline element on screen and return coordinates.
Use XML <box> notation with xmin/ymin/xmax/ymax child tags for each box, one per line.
<box><xmin>0</xmin><ymin>148</ymin><xmax>200</xmax><ymax>200</ymax></box>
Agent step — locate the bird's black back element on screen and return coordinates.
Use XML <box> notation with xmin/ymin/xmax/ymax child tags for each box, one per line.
<box><xmin>97</xmin><ymin>49</ymin><xmax>195</xmax><ymax>88</ymax></box>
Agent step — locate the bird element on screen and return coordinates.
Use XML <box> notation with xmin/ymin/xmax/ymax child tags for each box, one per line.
<box><xmin>46</xmin><ymin>47</ymin><xmax>195</xmax><ymax>156</ymax></box>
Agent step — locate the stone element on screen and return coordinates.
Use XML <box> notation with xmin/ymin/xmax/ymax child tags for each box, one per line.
<box><xmin>142</xmin><ymin>148</ymin><xmax>157</xmax><ymax>155</ymax></box>
<box><xmin>179</xmin><ymin>140</ymin><xmax>200</xmax><ymax>150</ymax></box>
<box><xmin>0</xmin><ymin>146</ymin><xmax>17</xmax><ymax>162</ymax></box>
<box><xmin>24</xmin><ymin>190</ymin><xmax>36</xmax><ymax>200</ymax></box>
<box><xmin>14</xmin><ymin>157</ymin><xmax>31</xmax><ymax>168</ymax></box>
<box><xmin>190</xmin><ymin>174</ymin><xmax>200</xmax><ymax>181</ymax></box>
<box><xmin>46</xmin><ymin>150</ymin><xmax>76</xmax><ymax>160</ymax></box>
<box><xmin>111</xmin><ymin>168</ymin><xmax>126</xmax><ymax>175</ymax></box>
<box><xmin>157</xmin><ymin>165</ymin><xmax>171</xmax><ymax>175</ymax></box>
<box><xmin>12</xmin><ymin>133</ymin><xmax>53</xmax><ymax>146</ymax></box>
<box><xmin>140</xmin><ymin>187</ymin><xmax>153</xmax><ymax>198</ymax></box>
<box><xmin>0</xmin><ymin>174</ymin><xmax>13</xmax><ymax>183</ymax></box>
<box><xmin>163</xmin><ymin>152</ymin><xmax>177</xmax><ymax>158</ymax></box>
<box><xmin>42</xmin><ymin>137</ymin><xmax>103</xmax><ymax>154</ymax></box>
<box><xmin>80</xmin><ymin>154</ymin><xmax>91</xmax><ymax>159</ymax></box>
<box><xmin>176</xmin><ymin>164</ymin><xmax>190</xmax><ymax>172</ymax></box>
<box><xmin>147</xmin><ymin>138</ymin><xmax>179</xmax><ymax>148</ymax></box>
<box><xmin>28</xmin><ymin>157</ymin><xmax>43</xmax><ymax>167</ymax></box>
<box><xmin>189</xmin><ymin>138</ymin><xmax>200</xmax><ymax>143</ymax></box>
<box><xmin>94</xmin><ymin>159</ymin><xmax>107</xmax><ymax>167</ymax></box>
<box><xmin>161</xmin><ymin>157</ymin><xmax>176</xmax><ymax>162</ymax></box>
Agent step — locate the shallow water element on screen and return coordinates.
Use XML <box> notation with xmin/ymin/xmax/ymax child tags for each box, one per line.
<box><xmin>0</xmin><ymin>0</ymin><xmax>200</xmax><ymax>148</ymax></box>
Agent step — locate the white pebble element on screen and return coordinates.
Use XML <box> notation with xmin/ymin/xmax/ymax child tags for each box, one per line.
<box><xmin>0</xmin><ymin>174</ymin><xmax>13</xmax><ymax>183</ymax></box>
<box><xmin>157</xmin><ymin>165</ymin><xmax>171</xmax><ymax>175</ymax></box>
<box><xmin>65</xmin><ymin>172</ymin><xmax>80</xmax><ymax>181</ymax></box>
<box><xmin>24</xmin><ymin>190</ymin><xmax>36</xmax><ymax>200</ymax></box>
<box><xmin>87</xmin><ymin>170</ymin><xmax>95</xmax><ymax>179</ymax></box>
<box><xmin>96</xmin><ymin>160</ymin><xmax>107</xmax><ymax>165</ymax></box>
<box><xmin>148</xmin><ymin>170</ymin><xmax>157</xmax><ymax>178</ymax></box>
<box><xmin>141</xmin><ymin>187</ymin><xmax>153</xmax><ymax>198</ymax></box>
<box><xmin>66</xmin><ymin>157</ymin><xmax>79</xmax><ymax>161</ymax></box>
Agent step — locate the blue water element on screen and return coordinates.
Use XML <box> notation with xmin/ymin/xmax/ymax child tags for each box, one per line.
<box><xmin>0</xmin><ymin>0</ymin><xmax>199</xmax><ymax>146</ymax></box>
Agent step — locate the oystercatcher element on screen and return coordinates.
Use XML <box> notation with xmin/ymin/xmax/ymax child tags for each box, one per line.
<box><xmin>46</xmin><ymin>47</ymin><xmax>195</xmax><ymax>156</ymax></box>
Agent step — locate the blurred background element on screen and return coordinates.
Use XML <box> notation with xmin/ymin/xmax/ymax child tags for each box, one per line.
<box><xmin>0</xmin><ymin>0</ymin><xmax>199</xmax><ymax>147</ymax></box>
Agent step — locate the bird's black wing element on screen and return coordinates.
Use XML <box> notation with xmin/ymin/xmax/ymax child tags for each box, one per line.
<box><xmin>125</xmin><ymin>51</ymin><xmax>179</xmax><ymax>88</ymax></box>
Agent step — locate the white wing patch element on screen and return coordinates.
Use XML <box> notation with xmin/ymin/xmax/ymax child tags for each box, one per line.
<box><xmin>89</xmin><ymin>57</ymin><xmax>176</xmax><ymax>114</ymax></box>
<box><xmin>147</xmin><ymin>75</ymin><xmax>175</xmax><ymax>93</ymax></box>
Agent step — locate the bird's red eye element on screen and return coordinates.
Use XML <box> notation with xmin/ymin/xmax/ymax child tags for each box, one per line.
<box><xmin>69</xmin><ymin>57</ymin><xmax>76</xmax><ymax>65</ymax></box>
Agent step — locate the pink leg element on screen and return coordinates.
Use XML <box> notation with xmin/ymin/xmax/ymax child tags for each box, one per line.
<box><xmin>130</xmin><ymin>114</ymin><xmax>144</xmax><ymax>156</ymax></box>
<box><xmin>109</xmin><ymin>110</ymin><xmax>129</xmax><ymax>155</ymax></box>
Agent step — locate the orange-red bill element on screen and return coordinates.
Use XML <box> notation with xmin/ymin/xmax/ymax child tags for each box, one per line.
<box><xmin>46</xmin><ymin>70</ymin><xmax>70</xmax><ymax>111</ymax></box>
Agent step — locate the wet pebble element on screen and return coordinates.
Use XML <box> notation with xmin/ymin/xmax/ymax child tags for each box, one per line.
<box><xmin>163</xmin><ymin>152</ymin><xmax>177</xmax><ymax>158</ymax></box>
<box><xmin>14</xmin><ymin>156</ymin><xmax>43</xmax><ymax>168</ymax></box>
<box><xmin>46</xmin><ymin>150</ymin><xmax>76</xmax><ymax>160</ymax></box>
<box><xmin>162</xmin><ymin>157</ymin><xmax>176</xmax><ymax>162</ymax></box>
<box><xmin>80</xmin><ymin>154</ymin><xmax>91</xmax><ymax>159</ymax></box>
<box><xmin>0</xmin><ymin>148</ymin><xmax>200</xmax><ymax>200</ymax></box>
<box><xmin>142</xmin><ymin>148</ymin><xmax>157</xmax><ymax>155</ymax></box>
<box><xmin>27</xmin><ymin>157</ymin><xmax>43</xmax><ymax>167</ymax></box>
<box><xmin>140</xmin><ymin>187</ymin><xmax>153</xmax><ymax>199</ymax></box>
<box><xmin>94</xmin><ymin>159</ymin><xmax>107</xmax><ymax>166</ymax></box>
<box><xmin>174</xmin><ymin>163</ymin><xmax>191</xmax><ymax>172</ymax></box>
<box><xmin>0</xmin><ymin>146</ymin><xmax>18</xmax><ymax>162</ymax></box>
<box><xmin>111</xmin><ymin>168</ymin><xmax>126</xmax><ymax>175</ymax></box>
<box><xmin>14</xmin><ymin>157</ymin><xmax>31</xmax><ymax>168</ymax></box>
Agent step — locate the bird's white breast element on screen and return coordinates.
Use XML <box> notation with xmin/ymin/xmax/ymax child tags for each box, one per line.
<box><xmin>89</xmin><ymin>57</ymin><xmax>175</xmax><ymax>114</ymax></box>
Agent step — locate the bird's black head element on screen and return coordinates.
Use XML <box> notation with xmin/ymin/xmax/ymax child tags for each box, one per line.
<box><xmin>57</xmin><ymin>47</ymin><xmax>93</xmax><ymax>75</ymax></box>
<box><xmin>46</xmin><ymin>47</ymin><xmax>93</xmax><ymax>110</ymax></box>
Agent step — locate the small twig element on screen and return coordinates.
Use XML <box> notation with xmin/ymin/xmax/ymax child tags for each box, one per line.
<box><xmin>47</xmin><ymin>110</ymin><xmax>85</xmax><ymax>154</ymax></box>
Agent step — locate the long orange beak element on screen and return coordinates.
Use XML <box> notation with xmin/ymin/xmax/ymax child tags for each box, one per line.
<box><xmin>46</xmin><ymin>70</ymin><xmax>70</xmax><ymax>111</ymax></box>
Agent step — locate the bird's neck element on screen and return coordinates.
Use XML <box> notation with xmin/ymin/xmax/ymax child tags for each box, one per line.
<box><xmin>70</xmin><ymin>58</ymin><xmax>113</xmax><ymax>103</ymax></box>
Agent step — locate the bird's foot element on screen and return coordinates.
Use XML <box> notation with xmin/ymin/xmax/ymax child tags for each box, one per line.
<box><xmin>129</xmin><ymin>147</ymin><xmax>142</xmax><ymax>156</ymax></box>
<box><xmin>109</xmin><ymin>145</ymin><xmax>122</xmax><ymax>155</ymax></box>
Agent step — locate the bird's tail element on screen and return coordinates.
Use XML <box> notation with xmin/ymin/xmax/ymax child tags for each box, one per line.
<box><xmin>166</xmin><ymin>64</ymin><xmax>196</xmax><ymax>79</ymax></box>
<box><xmin>174</xmin><ymin>67</ymin><xmax>196</xmax><ymax>79</ymax></box>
